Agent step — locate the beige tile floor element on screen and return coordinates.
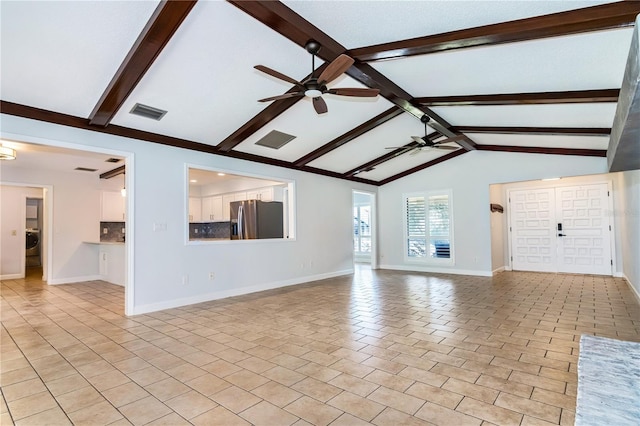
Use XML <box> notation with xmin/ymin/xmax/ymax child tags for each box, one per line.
<box><xmin>2</xmin><ymin>266</ymin><xmax>639</xmax><ymax>425</ymax></box>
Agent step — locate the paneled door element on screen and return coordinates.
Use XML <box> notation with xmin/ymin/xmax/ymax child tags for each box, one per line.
<box><xmin>509</xmin><ymin>183</ymin><xmax>612</xmax><ymax>275</ymax></box>
<box><xmin>555</xmin><ymin>184</ymin><xmax>612</xmax><ymax>275</ymax></box>
<box><xmin>510</xmin><ymin>188</ymin><xmax>557</xmax><ymax>273</ymax></box>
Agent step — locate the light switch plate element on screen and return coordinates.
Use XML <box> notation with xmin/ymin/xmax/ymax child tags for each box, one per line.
<box><xmin>103</xmin><ymin>228</ymin><xmax>108</xmax><ymax>234</ymax></box>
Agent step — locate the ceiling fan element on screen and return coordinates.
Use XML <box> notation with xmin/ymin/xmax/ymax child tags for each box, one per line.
<box><xmin>254</xmin><ymin>40</ymin><xmax>380</xmax><ymax>114</ymax></box>
<box><xmin>386</xmin><ymin>115</ymin><xmax>463</xmax><ymax>155</ymax></box>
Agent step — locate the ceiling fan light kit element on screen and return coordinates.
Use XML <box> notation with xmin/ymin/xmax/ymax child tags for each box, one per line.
<box><xmin>255</xmin><ymin>40</ymin><xmax>380</xmax><ymax>114</ymax></box>
<box><xmin>0</xmin><ymin>145</ymin><xmax>17</xmax><ymax>160</ymax></box>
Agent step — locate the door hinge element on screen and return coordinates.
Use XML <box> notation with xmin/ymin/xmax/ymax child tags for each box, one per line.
<box><xmin>607</xmin><ymin>191</ymin><xmax>610</xmax><ymax>196</ymax></box>
<box><xmin>609</xmin><ymin>225</ymin><xmax>611</xmax><ymax>231</ymax></box>
<box><xmin>509</xmin><ymin>226</ymin><xmax>512</xmax><ymax>232</ymax></box>
<box><xmin>611</xmin><ymin>259</ymin><xmax>613</xmax><ymax>266</ymax></box>
<box><xmin>511</xmin><ymin>256</ymin><xmax>513</xmax><ymax>261</ymax></box>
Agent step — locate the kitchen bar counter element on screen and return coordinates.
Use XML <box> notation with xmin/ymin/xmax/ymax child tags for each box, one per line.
<box><xmin>83</xmin><ymin>241</ymin><xmax>125</xmax><ymax>286</ymax></box>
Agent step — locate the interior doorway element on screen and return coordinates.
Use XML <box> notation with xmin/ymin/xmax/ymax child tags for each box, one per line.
<box><xmin>508</xmin><ymin>181</ymin><xmax>614</xmax><ymax>275</ymax></box>
<box><xmin>353</xmin><ymin>190</ymin><xmax>376</xmax><ymax>267</ymax></box>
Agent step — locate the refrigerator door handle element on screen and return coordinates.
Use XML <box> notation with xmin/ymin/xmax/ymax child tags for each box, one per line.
<box><xmin>238</xmin><ymin>204</ymin><xmax>244</xmax><ymax>239</ymax></box>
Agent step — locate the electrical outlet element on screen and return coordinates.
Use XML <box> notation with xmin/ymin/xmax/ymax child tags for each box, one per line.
<box><xmin>182</xmin><ymin>275</ymin><xmax>189</xmax><ymax>285</ymax></box>
<box><xmin>11</xmin><ymin>230</ymin><xmax>17</xmax><ymax>236</ymax></box>
<box><xmin>208</xmin><ymin>272</ymin><xmax>215</xmax><ymax>280</ymax></box>
<box><xmin>103</xmin><ymin>228</ymin><xmax>108</xmax><ymax>234</ymax></box>
<box><xmin>121</xmin><ymin>228</ymin><xmax>125</xmax><ymax>234</ymax></box>
<box><xmin>194</xmin><ymin>229</ymin><xmax>199</xmax><ymax>234</ymax></box>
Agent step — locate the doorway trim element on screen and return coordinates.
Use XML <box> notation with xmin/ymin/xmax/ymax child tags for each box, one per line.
<box><xmin>0</xmin><ymin>131</ymin><xmax>135</xmax><ymax>316</ymax></box>
<box><xmin>352</xmin><ymin>190</ymin><xmax>377</xmax><ymax>269</ymax></box>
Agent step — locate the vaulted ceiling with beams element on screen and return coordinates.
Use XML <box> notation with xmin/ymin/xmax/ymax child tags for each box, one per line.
<box><xmin>1</xmin><ymin>1</ymin><xmax>638</xmax><ymax>185</ymax></box>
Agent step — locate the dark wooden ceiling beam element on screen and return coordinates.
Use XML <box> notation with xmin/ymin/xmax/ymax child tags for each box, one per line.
<box><xmin>227</xmin><ymin>1</ymin><xmax>344</xmax><ymax>61</ymax></box>
<box><xmin>349</xmin><ymin>2</ymin><xmax>640</xmax><ymax>62</ymax></box>
<box><xmin>100</xmin><ymin>166</ymin><xmax>125</xmax><ymax>179</ymax></box>
<box><xmin>452</xmin><ymin>126</ymin><xmax>611</xmax><ymax>136</ymax></box>
<box><xmin>415</xmin><ymin>89</ymin><xmax>620</xmax><ymax>106</ymax></box>
<box><xmin>294</xmin><ymin>107</ymin><xmax>403</xmax><ymax>166</ymax></box>
<box><xmin>88</xmin><ymin>1</ymin><xmax>197</xmax><ymax>127</ymax></box>
<box><xmin>225</xmin><ymin>0</ymin><xmax>475</xmax><ymax>171</ymax></box>
<box><xmin>378</xmin><ymin>150</ymin><xmax>468</xmax><ymax>185</ymax></box>
<box><xmin>476</xmin><ymin>145</ymin><xmax>607</xmax><ymax>157</ymax></box>
<box><xmin>1</xmin><ymin>100</ymin><xmax>379</xmax><ymax>185</ymax></box>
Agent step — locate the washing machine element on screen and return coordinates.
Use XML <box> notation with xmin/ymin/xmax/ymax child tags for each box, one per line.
<box><xmin>26</xmin><ymin>229</ymin><xmax>41</xmax><ymax>266</ymax></box>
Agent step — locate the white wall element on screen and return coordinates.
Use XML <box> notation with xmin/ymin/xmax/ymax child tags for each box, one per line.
<box><xmin>378</xmin><ymin>150</ymin><xmax>608</xmax><ymax>276</ymax></box>
<box><xmin>616</xmin><ymin>169</ymin><xmax>640</xmax><ymax>298</ymax></box>
<box><xmin>0</xmin><ymin>185</ymin><xmax>44</xmax><ymax>278</ymax></box>
<box><xmin>1</xmin><ymin>114</ymin><xmax>376</xmax><ymax>314</ymax></box>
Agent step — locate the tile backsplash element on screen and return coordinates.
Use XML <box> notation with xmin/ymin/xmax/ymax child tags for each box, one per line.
<box><xmin>100</xmin><ymin>222</ymin><xmax>125</xmax><ymax>242</ymax></box>
<box><xmin>189</xmin><ymin>222</ymin><xmax>230</xmax><ymax>239</ymax></box>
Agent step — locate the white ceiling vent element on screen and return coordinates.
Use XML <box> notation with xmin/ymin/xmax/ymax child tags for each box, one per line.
<box><xmin>254</xmin><ymin>130</ymin><xmax>296</xmax><ymax>149</ymax></box>
<box><xmin>129</xmin><ymin>103</ymin><xmax>168</xmax><ymax>121</ymax></box>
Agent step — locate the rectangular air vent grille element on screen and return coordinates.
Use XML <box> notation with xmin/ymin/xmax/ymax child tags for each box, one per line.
<box><xmin>105</xmin><ymin>158</ymin><xmax>121</xmax><ymax>163</ymax></box>
<box><xmin>75</xmin><ymin>167</ymin><xmax>98</xmax><ymax>172</ymax></box>
<box><xmin>255</xmin><ymin>130</ymin><xmax>296</xmax><ymax>149</ymax></box>
<box><xmin>129</xmin><ymin>103</ymin><xmax>167</xmax><ymax>121</ymax></box>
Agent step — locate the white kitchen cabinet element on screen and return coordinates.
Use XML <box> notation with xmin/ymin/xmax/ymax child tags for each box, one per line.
<box><xmin>246</xmin><ymin>187</ymin><xmax>274</xmax><ymax>201</ymax></box>
<box><xmin>101</xmin><ymin>191</ymin><xmax>126</xmax><ymax>221</ymax></box>
<box><xmin>189</xmin><ymin>197</ymin><xmax>202</xmax><ymax>222</ymax></box>
<box><xmin>202</xmin><ymin>196</ymin><xmax>224</xmax><ymax>222</ymax></box>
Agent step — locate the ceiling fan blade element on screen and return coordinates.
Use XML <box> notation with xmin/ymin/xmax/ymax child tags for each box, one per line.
<box><xmin>433</xmin><ymin>145</ymin><xmax>459</xmax><ymax>150</ymax></box>
<box><xmin>318</xmin><ymin>54</ymin><xmax>355</xmax><ymax>85</ymax></box>
<box><xmin>409</xmin><ymin>148</ymin><xmax>422</xmax><ymax>156</ymax></box>
<box><xmin>313</xmin><ymin>96</ymin><xmax>328</xmax><ymax>114</ymax></box>
<box><xmin>257</xmin><ymin>92</ymin><xmax>304</xmax><ymax>102</ymax></box>
<box><xmin>385</xmin><ymin>146</ymin><xmax>413</xmax><ymax>150</ymax></box>
<box><xmin>433</xmin><ymin>135</ymin><xmax>466</xmax><ymax>145</ymax></box>
<box><xmin>410</xmin><ymin>136</ymin><xmax>426</xmax><ymax>144</ymax></box>
<box><xmin>254</xmin><ymin>65</ymin><xmax>304</xmax><ymax>87</ymax></box>
<box><xmin>327</xmin><ymin>88</ymin><xmax>380</xmax><ymax>97</ymax></box>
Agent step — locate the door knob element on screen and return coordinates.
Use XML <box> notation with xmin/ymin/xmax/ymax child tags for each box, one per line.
<box><xmin>558</xmin><ymin>233</ymin><xmax>566</xmax><ymax>237</ymax></box>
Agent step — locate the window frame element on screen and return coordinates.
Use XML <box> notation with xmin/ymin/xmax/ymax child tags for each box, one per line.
<box><xmin>402</xmin><ymin>189</ymin><xmax>454</xmax><ymax>264</ymax></box>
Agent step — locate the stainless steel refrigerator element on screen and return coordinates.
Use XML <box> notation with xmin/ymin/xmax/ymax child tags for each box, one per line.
<box><xmin>230</xmin><ymin>200</ymin><xmax>284</xmax><ymax>239</ymax></box>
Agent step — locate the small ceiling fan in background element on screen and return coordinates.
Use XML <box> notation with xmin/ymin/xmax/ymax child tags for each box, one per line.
<box><xmin>386</xmin><ymin>115</ymin><xmax>463</xmax><ymax>155</ymax></box>
<box><xmin>254</xmin><ymin>40</ymin><xmax>380</xmax><ymax>114</ymax></box>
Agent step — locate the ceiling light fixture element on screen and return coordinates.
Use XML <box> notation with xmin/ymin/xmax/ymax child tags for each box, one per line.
<box><xmin>0</xmin><ymin>145</ymin><xmax>17</xmax><ymax>160</ymax></box>
<box><xmin>217</xmin><ymin>173</ymin><xmax>226</xmax><ymax>176</ymax></box>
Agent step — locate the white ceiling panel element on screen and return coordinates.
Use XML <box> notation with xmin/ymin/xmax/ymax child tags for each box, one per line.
<box><xmin>355</xmin><ymin>147</ymin><xmax>455</xmax><ymax>182</ymax></box>
<box><xmin>372</xmin><ymin>28</ymin><xmax>633</xmax><ymax>96</ymax></box>
<box><xmin>0</xmin><ymin>0</ymin><xmax>160</xmax><ymax>117</ymax></box>
<box><xmin>467</xmin><ymin>133</ymin><xmax>610</xmax><ymax>150</ymax></box>
<box><xmin>283</xmin><ymin>1</ymin><xmax>615</xmax><ymax>49</ymax></box>
<box><xmin>308</xmin><ymin>112</ymin><xmax>437</xmax><ymax>173</ymax></box>
<box><xmin>232</xmin><ymin>76</ymin><xmax>393</xmax><ymax>162</ymax></box>
<box><xmin>111</xmin><ymin>1</ymin><xmax>318</xmax><ymax>146</ymax></box>
<box><xmin>432</xmin><ymin>103</ymin><xmax>618</xmax><ymax>128</ymax></box>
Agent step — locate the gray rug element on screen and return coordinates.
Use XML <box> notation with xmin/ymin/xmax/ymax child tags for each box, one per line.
<box><xmin>576</xmin><ymin>335</ymin><xmax>640</xmax><ymax>426</ymax></box>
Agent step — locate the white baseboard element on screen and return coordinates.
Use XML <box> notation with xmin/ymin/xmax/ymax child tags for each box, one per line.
<box><xmin>0</xmin><ymin>273</ymin><xmax>24</xmax><ymax>280</ymax></box>
<box><xmin>131</xmin><ymin>269</ymin><xmax>353</xmax><ymax>316</ymax></box>
<box><xmin>492</xmin><ymin>267</ymin><xmax>505</xmax><ymax>275</ymax></box>
<box><xmin>48</xmin><ymin>275</ymin><xmax>103</xmax><ymax>285</ymax></box>
<box><xmin>620</xmin><ymin>273</ymin><xmax>640</xmax><ymax>305</ymax></box>
<box><xmin>379</xmin><ymin>264</ymin><xmax>493</xmax><ymax>277</ymax></box>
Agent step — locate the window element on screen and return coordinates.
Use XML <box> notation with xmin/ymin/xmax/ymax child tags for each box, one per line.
<box><xmin>353</xmin><ymin>204</ymin><xmax>371</xmax><ymax>254</ymax></box>
<box><xmin>404</xmin><ymin>190</ymin><xmax>453</xmax><ymax>262</ymax></box>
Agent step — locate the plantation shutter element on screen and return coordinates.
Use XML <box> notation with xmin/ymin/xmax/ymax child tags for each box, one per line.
<box><xmin>406</xmin><ymin>196</ymin><xmax>426</xmax><ymax>258</ymax></box>
<box><xmin>428</xmin><ymin>194</ymin><xmax>450</xmax><ymax>258</ymax></box>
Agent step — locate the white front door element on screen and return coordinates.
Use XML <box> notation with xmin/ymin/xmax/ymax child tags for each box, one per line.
<box><xmin>510</xmin><ymin>188</ymin><xmax>557</xmax><ymax>273</ymax></box>
<box><xmin>509</xmin><ymin>183</ymin><xmax>612</xmax><ymax>275</ymax></box>
<box><xmin>556</xmin><ymin>184</ymin><xmax>612</xmax><ymax>275</ymax></box>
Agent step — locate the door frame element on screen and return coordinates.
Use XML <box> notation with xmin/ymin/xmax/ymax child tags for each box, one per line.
<box><xmin>352</xmin><ymin>190</ymin><xmax>377</xmax><ymax>269</ymax></box>
<box><xmin>506</xmin><ymin>179</ymin><xmax>616</xmax><ymax>275</ymax></box>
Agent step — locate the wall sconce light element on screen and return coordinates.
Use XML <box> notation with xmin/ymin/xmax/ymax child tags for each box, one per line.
<box><xmin>0</xmin><ymin>145</ymin><xmax>17</xmax><ymax>160</ymax></box>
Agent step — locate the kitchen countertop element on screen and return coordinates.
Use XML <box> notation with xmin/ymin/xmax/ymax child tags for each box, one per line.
<box><xmin>84</xmin><ymin>241</ymin><xmax>125</xmax><ymax>245</ymax></box>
